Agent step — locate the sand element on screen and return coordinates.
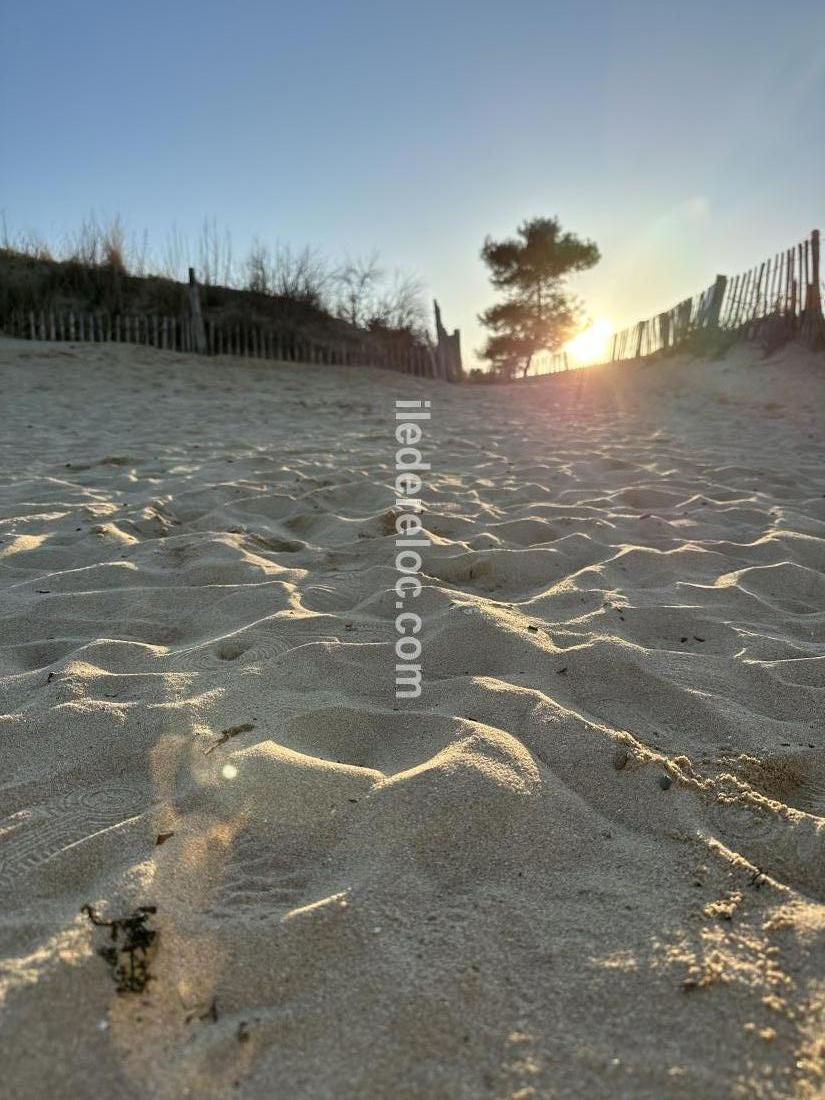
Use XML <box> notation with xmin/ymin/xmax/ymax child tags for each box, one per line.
<box><xmin>0</xmin><ymin>336</ymin><xmax>823</xmax><ymax>1099</ymax></box>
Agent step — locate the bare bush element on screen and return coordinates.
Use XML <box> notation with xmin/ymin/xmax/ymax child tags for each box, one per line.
<box><xmin>1</xmin><ymin>217</ymin><xmax>54</xmax><ymax>260</ymax></box>
<box><xmin>243</xmin><ymin>240</ymin><xmax>332</xmax><ymax>307</ymax></box>
<box><xmin>0</xmin><ymin>212</ymin><xmax>12</xmax><ymax>252</ymax></box>
<box><xmin>244</xmin><ymin>238</ymin><xmax>271</xmax><ymax>294</ymax></box>
<box><xmin>64</xmin><ymin>214</ymin><xmax>104</xmax><ymax>266</ymax></box>
<box><xmin>131</xmin><ymin>229</ymin><xmax>150</xmax><ymax>277</ymax></box>
<box><xmin>333</xmin><ymin>253</ymin><xmax>384</xmax><ymax>327</ymax></box>
<box><xmin>333</xmin><ymin>255</ymin><xmax>425</xmax><ymax>332</ymax></box>
<box><xmin>160</xmin><ymin>224</ymin><xmax>188</xmax><ymax>282</ymax></box>
<box><xmin>373</xmin><ymin>270</ymin><xmax>426</xmax><ymax>332</ymax></box>
<box><xmin>101</xmin><ymin>215</ymin><xmax>127</xmax><ymax>273</ymax></box>
<box><xmin>273</xmin><ymin>244</ymin><xmax>331</xmax><ymax>306</ymax></box>
<box><xmin>198</xmin><ymin>218</ymin><xmax>234</xmax><ymax>286</ymax></box>
<box><xmin>58</xmin><ymin>213</ymin><xmax>128</xmax><ymax>273</ymax></box>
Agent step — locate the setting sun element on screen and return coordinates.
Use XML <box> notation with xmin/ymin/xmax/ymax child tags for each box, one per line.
<box><xmin>564</xmin><ymin>318</ymin><xmax>613</xmax><ymax>365</ymax></box>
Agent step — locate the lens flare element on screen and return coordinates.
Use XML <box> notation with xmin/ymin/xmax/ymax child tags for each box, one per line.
<box><xmin>565</xmin><ymin>319</ymin><xmax>613</xmax><ymax>365</ymax></box>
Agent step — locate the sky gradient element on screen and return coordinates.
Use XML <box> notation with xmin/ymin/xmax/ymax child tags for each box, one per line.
<box><xmin>3</xmin><ymin>0</ymin><xmax>824</xmax><ymax>365</ymax></box>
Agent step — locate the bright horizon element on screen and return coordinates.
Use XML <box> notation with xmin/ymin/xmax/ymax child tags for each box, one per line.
<box><xmin>2</xmin><ymin>0</ymin><xmax>824</xmax><ymax>368</ymax></box>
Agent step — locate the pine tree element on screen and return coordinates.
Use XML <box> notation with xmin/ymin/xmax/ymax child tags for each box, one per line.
<box><xmin>479</xmin><ymin>217</ymin><xmax>600</xmax><ymax>378</ymax></box>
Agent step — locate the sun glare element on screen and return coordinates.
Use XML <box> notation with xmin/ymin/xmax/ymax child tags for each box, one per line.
<box><xmin>565</xmin><ymin>319</ymin><xmax>613</xmax><ymax>365</ymax></box>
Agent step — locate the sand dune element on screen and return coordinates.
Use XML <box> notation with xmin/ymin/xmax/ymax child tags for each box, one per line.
<box><xmin>0</xmin><ymin>338</ymin><xmax>823</xmax><ymax>1098</ymax></box>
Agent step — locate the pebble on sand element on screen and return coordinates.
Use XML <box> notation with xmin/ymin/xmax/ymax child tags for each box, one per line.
<box><xmin>613</xmin><ymin>747</ymin><xmax>630</xmax><ymax>771</ymax></box>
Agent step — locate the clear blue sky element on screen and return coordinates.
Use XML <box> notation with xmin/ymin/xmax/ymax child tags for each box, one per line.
<box><xmin>2</xmin><ymin>0</ymin><xmax>824</xmax><ymax>364</ymax></box>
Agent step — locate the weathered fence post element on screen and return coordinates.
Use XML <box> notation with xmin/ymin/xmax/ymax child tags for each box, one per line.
<box><xmin>188</xmin><ymin>267</ymin><xmax>207</xmax><ymax>354</ymax></box>
<box><xmin>656</xmin><ymin>311</ymin><xmax>670</xmax><ymax>351</ymax></box>
<box><xmin>433</xmin><ymin>300</ymin><xmax>463</xmax><ymax>381</ymax></box>
<box><xmin>706</xmin><ymin>274</ymin><xmax>727</xmax><ymax>328</ymax></box>
<box><xmin>810</xmin><ymin>229</ymin><xmax>822</xmax><ymax>312</ymax></box>
<box><xmin>801</xmin><ymin>228</ymin><xmax>825</xmax><ymax>349</ymax></box>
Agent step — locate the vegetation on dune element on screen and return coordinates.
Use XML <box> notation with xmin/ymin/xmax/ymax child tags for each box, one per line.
<box><xmin>0</xmin><ymin>213</ymin><xmax>428</xmax><ymax>352</ymax></box>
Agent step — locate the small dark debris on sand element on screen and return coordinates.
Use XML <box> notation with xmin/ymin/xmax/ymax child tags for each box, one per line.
<box><xmin>183</xmin><ymin>997</ymin><xmax>219</xmax><ymax>1024</ymax></box>
<box><xmin>613</xmin><ymin>747</ymin><xmax>629</xmax><ymax>771</ymax></box>
<box><xmin>204</xmin><ymin>722</ymin><xmax>255</xmax><ymax>755</ymax></box>
<box><xmin>82</xmin><ymin>904</ymin><xmax>158</xmax><ymax>993</ymax></box>
<box><xmin>155</xmin><ymin>831</ymin><xmax>175</xmax><ymax>846</ymax></box>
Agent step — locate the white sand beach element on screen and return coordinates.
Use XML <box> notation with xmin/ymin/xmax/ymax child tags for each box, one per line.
<box><xmin>0</xmin><ymin>338</ymin><xmax>823</xmax><ymax>1098</ymax></box>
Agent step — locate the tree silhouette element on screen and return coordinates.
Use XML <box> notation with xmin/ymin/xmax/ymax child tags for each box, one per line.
<box><xmin>479</xmin><ymin>217</ymin><xmax>600</xmax><ymax>378</ymax></box>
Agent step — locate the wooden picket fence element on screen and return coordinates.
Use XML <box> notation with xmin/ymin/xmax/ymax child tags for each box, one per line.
<box><xmin>529</xmin><ymin>350</ymin><xmax>570</xmax><ymax>376</ymax></box>
<box><xmin>610</xmin><ymin>228</ymin><xmax>825</xmax><ymax>361</ymax></box>
<box><xmin>3</xmin><ymin>305</ymin><xmax>450</xmax><ymax>378</ymax></box>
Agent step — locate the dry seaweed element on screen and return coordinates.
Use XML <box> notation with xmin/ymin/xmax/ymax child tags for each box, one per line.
<box><xmin>82</xmin><ymin>904</ymin><xmax>158</xmax><ymax>993</ymax></box>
